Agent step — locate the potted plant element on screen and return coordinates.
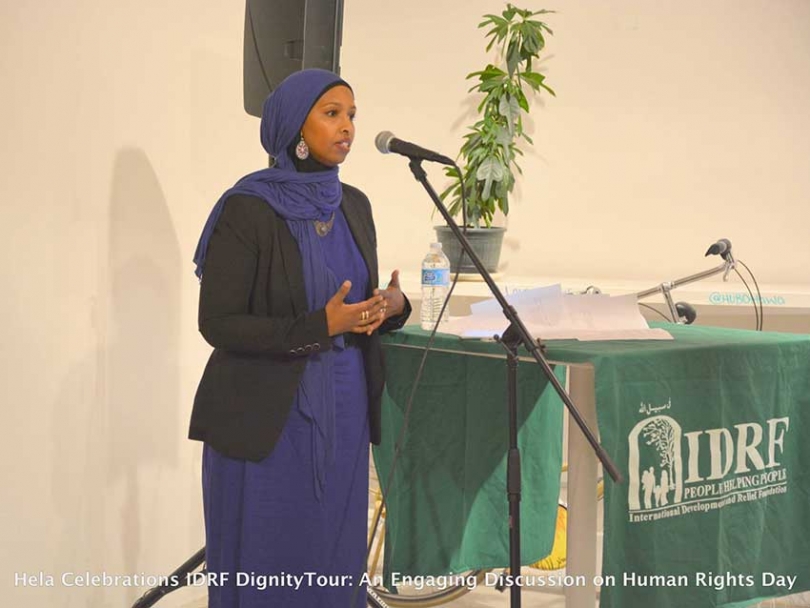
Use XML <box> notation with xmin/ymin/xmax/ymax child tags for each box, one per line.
<box><xmin>438</xmin><ymin>3</ymin><xmax>555</xmax><ymax>273</ymax></box>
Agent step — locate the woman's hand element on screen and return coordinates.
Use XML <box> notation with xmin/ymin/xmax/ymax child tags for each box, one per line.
<box><xmin>372</xmin><ymin>270</ymin><xmax>406</xmax><ymax>330</ymax></box>
<box><xmin>325</xmin><ymin>281</ymin><xmax>386</xmax><ymax>336</ymax></box>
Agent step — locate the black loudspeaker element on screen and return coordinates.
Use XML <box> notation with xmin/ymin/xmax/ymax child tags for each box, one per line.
<box><xmin>243</xmin><ymin>0</ymin><xmax>345</xmax><ymax>117</ymax></box>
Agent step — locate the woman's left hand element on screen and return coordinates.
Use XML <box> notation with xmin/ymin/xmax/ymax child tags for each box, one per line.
<box><xmin>356</xmin><ymin>270</ymin><xmax>406</xmax><ymax>335</ymax></box>
<box><xmin>376</xmin><ymin>269</ymin><xmax>406</xmax><ymax>319</ymax></box>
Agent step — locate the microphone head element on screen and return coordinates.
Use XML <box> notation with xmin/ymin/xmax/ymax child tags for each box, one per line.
<box><xmin>705</xmin><ymin>238</ymin><xmax>732</xmax><ymax>257</ymax></box>
<box><xmin>375</xmin><ymin>131</ymin><xmax>395</xmax><ymax>154</ymax></box>
<box><xmin>675</xmin><ymin>301</ymin><xmax>697</xmax><ymax>325</ymax></box>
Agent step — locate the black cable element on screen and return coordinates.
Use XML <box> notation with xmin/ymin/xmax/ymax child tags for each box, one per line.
<box><xmin>737</xmin><ymin>259</ymin><xmax>764</xmax><ymax>331</ymax></box>
<box><xmin>357</xmin><ymin>164</ymin><xmax>468</xmax><ymax>606</ymax></box>
<box><xmin>638</xmin><ymin>302</ymin><xmax>672</xmax><ymax>323</ymax></box>
<box><xmin>733</xmin><ymin>267</ymin><xmax>760</xmax><ymax>332</ymax></box>
<box><xmin>456</xmin><ymin>162</ymin><xmax>468</xmax><ymax>232</ymax></box>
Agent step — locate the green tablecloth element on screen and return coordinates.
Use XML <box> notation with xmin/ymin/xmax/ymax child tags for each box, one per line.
<box><xmin>377</xmin><ymin>324</ymin><xmax>810</xmax><ymax>608</ymax></box>
<box><xmin>374</xmin><ymin>328</ymin><xmax>566</xmax><ymax>577</ymax></box>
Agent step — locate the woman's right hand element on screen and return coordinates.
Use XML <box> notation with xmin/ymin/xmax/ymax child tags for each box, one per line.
<box><xmin>325</xmin><ymin>281</ymin><xmax>386</xmax><ymax>336</ymax></box>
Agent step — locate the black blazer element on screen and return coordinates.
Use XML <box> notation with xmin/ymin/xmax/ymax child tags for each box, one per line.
<box><xmin>188</xmin><ymin>185</ymin><xmax>410</xmax><ymax>461</ymax></box>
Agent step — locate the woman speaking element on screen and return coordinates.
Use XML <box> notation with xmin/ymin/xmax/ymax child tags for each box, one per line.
<box><xmin>189</xmin><ymin>68</ymin><xmax>410</xmax><ymax>607</ymax></box>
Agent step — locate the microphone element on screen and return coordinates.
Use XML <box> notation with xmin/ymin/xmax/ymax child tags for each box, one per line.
<box><xmin>705</xmin><ymin>238</ymin><xmax>732</xmax><ymax>258</ymax></box>
<box><xmin>675</xmin><ymin>301</ymin><xmax>697</xmax><ymax>325</ymax></box>
<box><xmin>375</xmin><ymin>131</ymin><xmax>455</xmax><ymax>166</ymax></box>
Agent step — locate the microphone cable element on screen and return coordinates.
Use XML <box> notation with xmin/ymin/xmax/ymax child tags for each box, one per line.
<box><xmin>638</xmin><ymin>302</ymin><xmax>674</xmax><ymax>323</ymax></box>
<box><xmin>732</xmin><ymin>263</ymin><xmax>761</xmax><ymax>331</ymax></box>
<box><xmin>736</xmin><ymin>259</ymin><xmax>764</xmax><ymax>331</ymax></box>
<box><xmin>355</xmin><ymin>162</ymin><xmax>468</xmax><ymax>606</ymax></box>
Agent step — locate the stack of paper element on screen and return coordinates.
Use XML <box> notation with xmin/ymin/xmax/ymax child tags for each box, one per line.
<box><xmin>442</xmin><ymin>285</ymin><xmax>673</xmax><ymax>341</ymax></box>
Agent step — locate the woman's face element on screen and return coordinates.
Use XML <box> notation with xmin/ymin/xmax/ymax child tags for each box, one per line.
<box><xmin>300</xmin><ymin>85</ymin><xmax>356</xmax><ymax>167</ymax></box>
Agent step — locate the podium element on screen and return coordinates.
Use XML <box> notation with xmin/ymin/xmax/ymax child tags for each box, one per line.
<box><xmin>376</xmin><ymin>324</ymin><xmax>810</xmax><ymax>608</ymax></box>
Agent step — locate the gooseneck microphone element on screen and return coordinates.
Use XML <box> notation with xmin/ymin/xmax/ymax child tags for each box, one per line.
<box><xmin>375</xmin><ymin>131</ymin><xmax>455</xmax><ymax>166</ymax></box>
<box><xmin>675</xmin><ymin>301</ymin><xmax>698</xmax><ymax>325</ymax></box>
<box><xmin>705</xmin><ymin>238</ymin><xmax>732</xmax><ymax>259</ymax></box>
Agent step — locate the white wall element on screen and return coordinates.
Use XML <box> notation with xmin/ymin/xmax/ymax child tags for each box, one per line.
<box><xmin>1</xmin><ymin>1</ymin><xmax>808</xmax><ymax>606</ymax></box>
<box><xmin>341</xmin><ymin>0</ymin><xmax>810</xmax><ymax>286</ymax></box>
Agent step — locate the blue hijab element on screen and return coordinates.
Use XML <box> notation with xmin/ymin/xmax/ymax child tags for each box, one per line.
<box><xmin>193</xmin><ymin>68</ymin><xmax>352</xmax><ymax>499</ymax></box>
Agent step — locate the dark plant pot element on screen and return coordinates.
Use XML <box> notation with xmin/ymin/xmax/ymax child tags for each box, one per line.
<box><xmin>434</xmin><ymin>226</ymin><xmax>506</xmax><ymax>274</ymax></box>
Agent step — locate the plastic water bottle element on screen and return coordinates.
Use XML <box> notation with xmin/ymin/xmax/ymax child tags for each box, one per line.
<box><xmin>421</xmin><ymin>242</ymin><xmax>451</xmax><ymax>330</ymax></box>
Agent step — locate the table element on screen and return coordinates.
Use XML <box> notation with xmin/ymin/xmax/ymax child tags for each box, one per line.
<box><xmin>373</xmin><ymin>330</ymin><xmax>566</xmax><ymax>579</ymax></box>
<box><xmin>377</xmin><ymin>324</ymin><xmax>810</xmax><ymax>608</ymax></box>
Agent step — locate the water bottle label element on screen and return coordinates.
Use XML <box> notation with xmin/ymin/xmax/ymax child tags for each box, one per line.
<box><xmin>422</xmin><ymin>268</ymin><xmax>450</xmax><ymax>286</ymax></box>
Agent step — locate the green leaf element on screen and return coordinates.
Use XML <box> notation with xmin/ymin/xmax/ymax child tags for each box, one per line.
<box><xmin>443</xmin><ymin>165</ymin><xmax>460</xmax><ymax>179</ymax></box>
<box><xmin>511</xmin><ymin>5</ymin><xmax>532</xmax><ymax>19</ymax></box>
<box><xmin>498</xmin><ymin>95</ymin><xmax>521</xmax><ymax>135</ymax></box>
<box><xmin>495</xmin><ymin>125</ymin><xmax>512</xmax><ymax>149</ymax></box>
<box><xmin>519</xmin><ymin>71</ymin><xmax>545</xmax><ymax>92</ymax></box>
<box><xmin>506</xmin><ymin>40</ymin><xmax>520</xmax><ymax>77</ymax></box>
<box><xmin>498</xmin><ymin>187</ymin><xmax>509</xmax><ymax>216</ymax></box>
<box><xmin>466</xmin><ymin>66</ymin><xmax>507</xmax><ymax>86</ymax></box>
<box><xmin>469</xmin><ymin>146</ymin><xmax>489</xmax><ymax>163</ymax></box>
<box><xmin>479</xmin><ymin>14</ymin><xmax>506</xmax><ymax>27</ymax></box>
<box><xmin>485</xmin><ymin>35</ymin><xmax>497</xmax><ymax>53</ymax></box>
<box><xmin>483</xmin><ymin>20</ymin><xmax>509</xmax><ymax>50</ymax></box>
<box><xmin>526</xmin><ymin>20</ymin><xmax>552</xmax><ymax>40</ymax></box>
<box><xmin>480</xmin><ymin>78</ymin><xmax>506</xmax><ymax>92</ymax></box>
<box><xmin>476</xmin><ymin>156</ymin><xmax>505</xmax><ymax>201</ymax></box>
<box><xmin>515</xmin><ymin>88</ymin><xmax>529</xmax><ymax>111</ymax></box>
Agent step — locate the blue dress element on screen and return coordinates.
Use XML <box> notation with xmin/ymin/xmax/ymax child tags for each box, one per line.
<box><xmin>203</xmin><ymin>207</ymin><xmax>370</xmax><ymax>608</ymax></box>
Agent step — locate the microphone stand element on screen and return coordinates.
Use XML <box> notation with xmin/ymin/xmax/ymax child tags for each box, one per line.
<box><xmin>405</xmin><ymin>158</ymin><xmax>623</xmax><ymax>608</ymax></box>
<box><xmin>130</xmin><ymin>547</ymin><xmax>205</xmax><ymax>608</ymax></box>
<box><xmin>636</xmin><ymin>252</ymin><xmax>735</xmax><ymax>323</ymax></box>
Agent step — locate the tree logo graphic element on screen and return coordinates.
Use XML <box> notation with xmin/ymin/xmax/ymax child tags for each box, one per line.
<box><xmin>628</xmin><ymin>415</ymin><xmax>684</xmax><ymax>511</ymax></box>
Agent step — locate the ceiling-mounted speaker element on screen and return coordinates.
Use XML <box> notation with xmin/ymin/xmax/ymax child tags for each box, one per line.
<box><xmin>243</xmin><ymin>0</ymin><xmax>344</xmax><ymax>117</ymax></box>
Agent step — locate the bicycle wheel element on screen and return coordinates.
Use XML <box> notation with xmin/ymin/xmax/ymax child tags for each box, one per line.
<box><xmin>367</xmin><ymin>463</ymin><xmax>487</xmax><ymax>607</ymax></box>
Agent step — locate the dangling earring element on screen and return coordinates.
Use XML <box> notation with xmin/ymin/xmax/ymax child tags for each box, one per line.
<box><xmin>295</xmin><ymin>134</ymin><xmax>310</xmax><ymax>160</ymax></box>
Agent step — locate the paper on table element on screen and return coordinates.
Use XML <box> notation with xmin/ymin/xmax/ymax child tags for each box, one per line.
<box><xmin>470</xmin><ymin>283</ymin><xmax>564</xmax><ymax>324</ymax></box>
<box><xmin>444</xmin><ymin>284</ymin><xmax>563</xmax><ymax>338</ymax></box>
<box><xmin>559</xmin><ymin>293</ymin><xmax>650</xmax><ymax>331</ymax></box>
<box><xmin>441</xmin><ymin>286</ymin><xmax>672</xmax><ymax>341</ymax></box>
